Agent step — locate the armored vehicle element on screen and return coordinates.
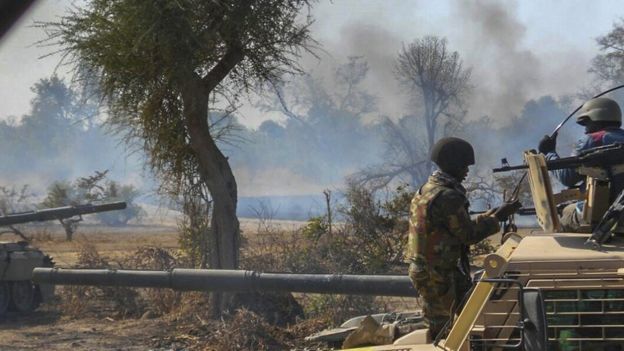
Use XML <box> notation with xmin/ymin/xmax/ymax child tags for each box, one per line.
<box><xmin>0</xmin><ymin>201</ymin><xmax>127</xmax><ymax>316</ymax></box>
<box><xmin>32</xmin><ymin>147</ymin><xmax>624</xmax><ymax>350</ymax></box>
<box><xmin>0</xmin><ymin>240</ymin><xmax>54</xmax><ymax>314</ymax></box>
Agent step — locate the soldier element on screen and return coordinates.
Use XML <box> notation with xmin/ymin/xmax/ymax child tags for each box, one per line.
<box><xmin>407</xmin><ymin>137</ymin><xmax>520</xmax><ymax>340</ymax></box>
<box><xmin>539</xmin><ymin>97</ymin><xmax>624</xmax><ymax>231</ymax></box>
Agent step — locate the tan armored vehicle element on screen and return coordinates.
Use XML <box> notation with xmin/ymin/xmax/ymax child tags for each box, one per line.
<box><xmin>33</xmin><ymin>148</ymin><xmax>624</xmax><ymax>350</ymax></box>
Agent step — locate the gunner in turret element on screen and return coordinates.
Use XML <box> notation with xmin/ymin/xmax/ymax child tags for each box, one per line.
<box><xmin>539</xmin><ymin>97</ymin><xmax>624</xmax><ymax>231</ymax></box>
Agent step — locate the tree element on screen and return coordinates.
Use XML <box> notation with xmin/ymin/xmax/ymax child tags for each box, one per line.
<box><xmin>353</xmin><ymin>36</ymin><xmax>472</xmax><ymax>189</ymax></box>
<box><xmin>43</xmin><ymin>0</ymin><xmax>314</xmax><ymax>314</ymax></box>
<box><xmin>19</xmin><ymin>76</ymin><xmax>78</xmax><ymax>162</ymax></box>
<box><xmin>395</xmin><ymin>36</ymin><xmax>471</xmax><ymax>154</ymax></box>
<box><xmin>251</xmin><ymin>57</ymin><xmax>380</xmax><ymax>183</ymax></box>
<box><xmin>41</xmin><ymin>171</ymin><xmax>145</xmax><ymax>239</ymax></box>
<box><xmin>591</xmin><ymin>19</ymin><xmax>624</xmax><ymax>85</ymax></box>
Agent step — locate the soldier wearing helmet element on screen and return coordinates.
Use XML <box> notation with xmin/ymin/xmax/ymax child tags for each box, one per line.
<box><xmin>539</xmin><ymin>97</ymin><xmax>624</xmax><ymax>231</ymax></box>
<box><xmin>407</xmin><ymin>137</ymin><xmax>520</xmax><ymax>340</ymax></box>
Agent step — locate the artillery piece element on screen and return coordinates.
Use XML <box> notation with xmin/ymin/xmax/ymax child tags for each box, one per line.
<box><xmin>0</xmin><ymin>201</ymin><xmax>127</xmax><ymax>316</ymax></box>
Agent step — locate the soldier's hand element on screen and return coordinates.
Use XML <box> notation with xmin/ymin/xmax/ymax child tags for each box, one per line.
<box><xmin>494</xmin><ymin>200</ymin><xmax>522</xmax><ymax>221</ymax></box>
<box><xmin>483</xmin><ymin>207</ymin><xmax>497</xmax><ymax>217</ymax></box>
<box><xmin>538</xmin><ymin>134</ymin><xmax>557</xmax><ymax>154</ymax></box>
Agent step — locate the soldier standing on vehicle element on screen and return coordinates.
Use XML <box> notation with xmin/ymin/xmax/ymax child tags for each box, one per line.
<box><xmin>407</xmin><ymin>137</ymin><xmax>521</xmax><ymax>340</ymax></box>
<box><xmin>539</xmin><ymin>97</ymin><xmax>624</xmax><ymax>231</ymax></box>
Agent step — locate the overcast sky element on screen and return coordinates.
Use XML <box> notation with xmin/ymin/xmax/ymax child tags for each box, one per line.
<box><xmin>0</xmin><ymin>0</ymin><xmax>622</xmax><ymax>127</ymax></box>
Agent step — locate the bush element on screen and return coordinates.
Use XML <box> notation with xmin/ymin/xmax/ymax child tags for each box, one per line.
<box><xmin>57</xmin><ymin>244</ymin><xmax>187</xmax><ymax>318</ymax></box>
<box><xmin>57</xmin><ymin>243</ymin><xmax>145</xmax><ymax>317</ymax></box>
<box><xmin>239</xmin><ymin>183</ymin><xmax>417</xmax><ymax>326</ymax></box>
<box><xmin>177</xmin><ymin>198</ymin><xmax>211</xmax><ymax>268</ymax></box>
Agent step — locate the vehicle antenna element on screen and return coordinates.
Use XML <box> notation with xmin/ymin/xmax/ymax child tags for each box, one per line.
<box><xmin>509</xmin><ymin>172</ymin><xmax>527</xmax><ymax>202</ymax></box>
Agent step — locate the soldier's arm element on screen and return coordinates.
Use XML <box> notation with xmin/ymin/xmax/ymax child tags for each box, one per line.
<box><xmin>433</xmin><ymin>191</ymin><xmax>500</xmax><ymax>245</ymax></box>
<box><xmin>546</xmin><ymin>138</ymin><xmax>587</xmax><ymax>187</ymax></box>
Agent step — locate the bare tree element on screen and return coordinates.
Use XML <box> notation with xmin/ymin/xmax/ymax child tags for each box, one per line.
<box><xmin>353</xmin><ymin>36</ymin><xmax>471</xmax><ymax>189</ymax></box>
<box><xmin>351</xmin><ymin>116</ymin><xmax>429</xmax><ymax>190</ymax></box>
<box><xmin>591</xmin><ymin>19</ymin><xmax>624</xmax><ymax>85</ymax></box>
<box><xmin>261</xmin><ymin>56</ymin><xmax>376</xmax><ymax>130</ymax></box>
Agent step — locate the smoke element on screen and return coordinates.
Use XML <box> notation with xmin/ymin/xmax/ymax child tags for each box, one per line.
<box><xmin>451</xmin><ymin>0</ymin><xmax>594</xmax><ymax>123</ymax></box>
<box><xmin>295</xmin><ymin>22</ymin><xmax>405</xmax><ymax>122</ymax></box>
<box><xmin>235</xmin><ymin>167</ymin><xmax>335</xmax><ymax>197</ymax></box>
<box><xmin>333</xmin><ymin>23</ymin><xmax>405</xmax><ymax>120</ymax></box>
<box><xmin>451</xmin><ymin>0</ymin><xmax>541</xmax><ymax>122</ymax></box>
<box><xmin>301</xmin><ymin>0</ymin><xmax>593</xmax><ymax>126</ymax></box>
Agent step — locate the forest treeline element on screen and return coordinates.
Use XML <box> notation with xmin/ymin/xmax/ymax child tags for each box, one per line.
<box><xmin>0</xmin><ymin>68</ymin><xmax>584</xmax><ymax>206</ymax></box>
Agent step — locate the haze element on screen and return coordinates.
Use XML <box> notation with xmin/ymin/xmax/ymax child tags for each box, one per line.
<box><xmin>0</xmin><ymin>0</ymin><xmax>622</xmax><ymax>217</ymax></box>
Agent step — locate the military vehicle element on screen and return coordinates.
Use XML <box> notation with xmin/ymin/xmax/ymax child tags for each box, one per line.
<box><xmin>0</xmin><ymin>201</ymin><xmax>127</xmax><ymax>316</ymax></box>
<box><xmin>0</xmin><ymin>240</ymin><xmax>54</xmax><ymax>315</ymax></box>
<box><xmin>33</xmin><ymin>145</ymin><xmax>624</xmax><ymax>351</ymax></box>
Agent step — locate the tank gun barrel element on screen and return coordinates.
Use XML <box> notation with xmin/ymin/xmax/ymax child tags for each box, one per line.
<box><xmin>0</xmin><ymin>202</ymin><xmax>127</xmax><ymax>227</ymax></box>
<box><xmin>32</xmin><ymin>268</ymin><xmax>417</xmax><ymax>297</ymax></box>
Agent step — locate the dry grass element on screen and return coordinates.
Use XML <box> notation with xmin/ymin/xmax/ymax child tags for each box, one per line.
<box><xmin>28</xmin><ymin>220</ymin><xmax>423</xmax><ymax>350</ymax></box>
<box><xmin>28</xmin><ymin>223</ymin><xmax>178</xmax><ymax>267</ymax></box>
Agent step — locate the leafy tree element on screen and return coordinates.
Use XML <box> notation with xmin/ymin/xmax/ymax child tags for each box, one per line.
<box><xmin>43</xmin><ymin>0</ymin><xmax>315</xmax><ymax>274</ymax></box>
<box><xmin>0</xmin><ymin>75</ymin><xmax>125</xmax><ymax>184</ymax></box>
<box><xmin>16</xmin><ymin>76</ymin><xmax>79</xmax><ymax>168</ymax></box>
<box><xmin>92</xmin><ymin>180</ymin><xmax>145</xmax><ymax>226</ymax></box>
<box><xmin>42</xmin><ymin>171</ymin><xmax>144</xmax><ymax>239</ymax></box>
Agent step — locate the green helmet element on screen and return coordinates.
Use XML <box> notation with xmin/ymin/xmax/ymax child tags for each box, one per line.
<box><xmin>576</xmin><ymin>97</ymin><xmax>622</xmax><ymax>126</ymax></box>
<box><xmin>430</xmin><ymin>137</ymin><xmax>475</xmax><ymax>172</ymax></box>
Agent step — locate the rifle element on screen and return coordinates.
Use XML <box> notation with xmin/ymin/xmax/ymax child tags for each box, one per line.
<box><xmin>470</xmin><ymin>207</ymin><xmax>536</xmax><ymax>216</ymax></box>
<box><xmin>493</xmin><ymin>143</ymin><xmax>624</xmax><ymax>174</ymax></box>
<box><xmin>0</xmin><ymin>201</ymin><xmax>127</xmax><ymax>227</ymax></box>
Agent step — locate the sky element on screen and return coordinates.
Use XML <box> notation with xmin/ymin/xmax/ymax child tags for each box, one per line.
<box><xmin>0</xmin><ymin>0</ymin><xmax>623</xmax><ymax>128</ymax></box>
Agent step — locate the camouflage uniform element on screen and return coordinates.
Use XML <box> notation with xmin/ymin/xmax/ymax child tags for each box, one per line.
<box><xmin>407</xmin><ymin>171</ymin><xmax>500</xmax><ymax>337</ymax></box>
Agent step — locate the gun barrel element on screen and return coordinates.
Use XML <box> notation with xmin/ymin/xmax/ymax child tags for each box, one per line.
<box><xmin>470</xmin><ymin>207</ymin><xmax>535</xmax><ymax>216</ymax></box>
<box><xmin>32</xmin><ymin>268</ymin><xmax>417</xmax><ymax>297</ymax></box>
<box><xmin>493</xmin><ymin>156</ymin><xmax>588</xmax><ymax>173</ymax></box>
<box><xmin>0</xmin><ymin>201</ymin><xmax>127</xmax><ymax>226</ymax></box>
<box><xmin>492</xmin><ymin>164</ymin><xmax>529</xmax><ymax>173</ymax></box>
<box><xmin>494</xmin><ymin>144</ymin><xmax>624</xmax><ymax>174</ymax></box>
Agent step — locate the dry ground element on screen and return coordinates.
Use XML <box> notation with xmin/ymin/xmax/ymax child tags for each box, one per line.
<box><xmin>0</xmin><ymin>311</ymin><xmax>170</xmax><ymax>350</ymax></box>
<box><xmin>0</xmin><ymin>222</ymin><xmax>518</xmax><ymax>350</ymax></box>
<box><xmin>0</xmin><ymin>224</ymin><xmax>185</xmax><ymax>350</ymax></box>
<box><xmin>0</xmin><ymin>220</ymin><xmax>314</xmax><ymax>350</ymax></box>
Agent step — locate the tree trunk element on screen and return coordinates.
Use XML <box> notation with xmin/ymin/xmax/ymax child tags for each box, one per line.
<box><xmin>181</xmin><ymin>77</ymin><xmax>240</xmax><ymax>316</ymax></box>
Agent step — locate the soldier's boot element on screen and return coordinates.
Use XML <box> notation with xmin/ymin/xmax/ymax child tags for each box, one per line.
<box><xmin>342</xmin><ymin>315</ymin><xmax>396</xmax><ymax>348</ymax></box>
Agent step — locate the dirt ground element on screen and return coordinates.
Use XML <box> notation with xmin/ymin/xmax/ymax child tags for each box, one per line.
<box><xmin>0</xmin><ymin>221</ymin><xmax>318</xmax><ymax>351</ymax></box>
<box><xmin>0</xmin><ymin>224</ymin><xmax>185</xmax><ymax>350</ymax></box>
<box><xmin>0</xmin><ymin>222</ymin><xmax>512</xmax><ymax>350</ymax></box>
<box><xmin>0</xmin><ymin>311</ymin><xmax>171</xmax><ymax>350</ymax></box>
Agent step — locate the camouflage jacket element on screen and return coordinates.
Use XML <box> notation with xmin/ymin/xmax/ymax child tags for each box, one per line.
<box><xmin>407</xmin><ymin>171</ymin><xmax>500</xmax><ymax>275</ymax></box>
